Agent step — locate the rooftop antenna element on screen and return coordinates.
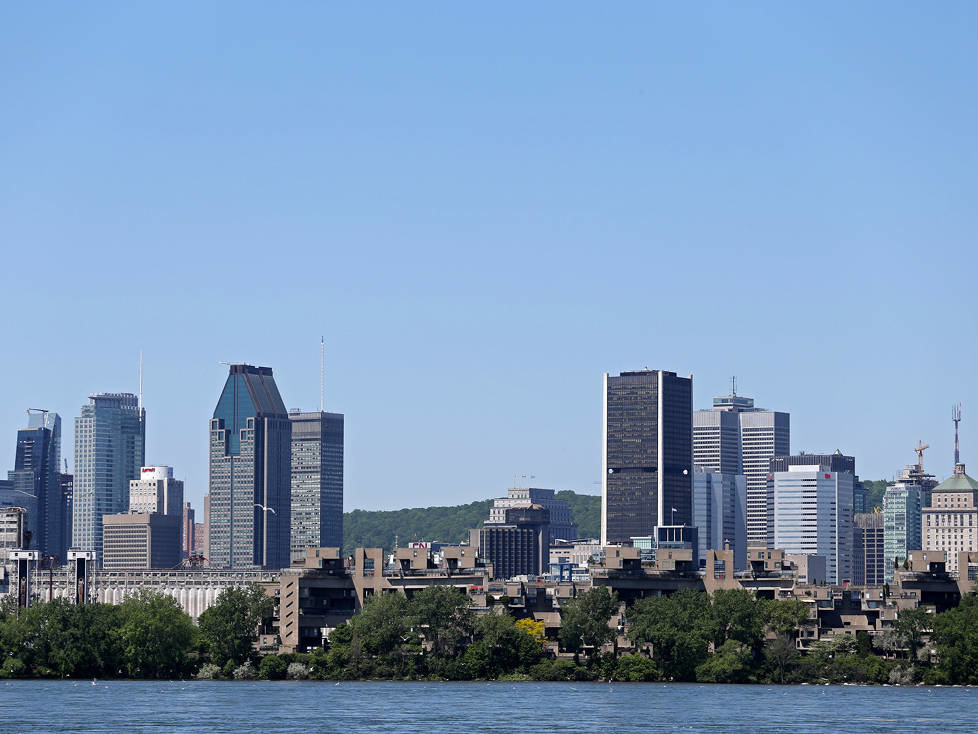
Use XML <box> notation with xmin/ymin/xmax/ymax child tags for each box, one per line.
<box><xmin>320</xmin><ymin>336</ymin><xmax>325</xmax><ymax>412</ymax></box>
<box><xmin>953</xmin><ymin>403</ymin><xmax>962</xmax><ymax>466</ymax></box>
<box><xmin>731</xmin><ymin>375</ymin><xmax>737</xmax><ymax>397</ymax></box>
<box><xmin>138</xmin><ymin>351</ymin><xmax>143</xmax><ymax>411</ymax></box>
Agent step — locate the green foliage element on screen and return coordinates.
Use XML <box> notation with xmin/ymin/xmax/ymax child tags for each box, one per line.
<box><xmin>930</xmin><ymin>594</ymin><xmax>978</xmax><ymax>683</ymax></box>
<box><xmin>232</xmin><ymin>661</ymin><xmax>256</xmax><ymax>680</ymax></box>
<box><xmin>197</xmin><ymin>584</ymin><xmax>274</xmax><ymax>666</ymax></box>
<box><xmin>893</xmin><ymin>606</ymin><xmax>931</xmax><ymax>662</ymax></box>
<box><xmin>0</xmin><ymin>656</ymin><xmax>26</xmax><ymax>679</ymax></box>
<box><xmin>559</xmin><ymin>586</ymin><xmax>618</xmax><ymax>654</ymax></box>
<box><xmin>287</xmin><ymin>662</ymin><xmax>310</xmax><ymax>680</ymax></box>
<box><xmin>116</xmin><ymin>590</ymin><xmax>197</xmax><ymax>678</ymax></box>
<box><xmin>696</xmin><ymin>640</ymin><xmax>754</xmax><ymax>683</ymax></box>
<box><xmin>258</xmin><ymin>654</ymin><xmax>288</xmax><ymax>680</ymax></box>
<box><xmin>862</xmin><ymin>480</ymin><xmax>888</xmax><ymax>511</ymax></box>
<box><xmin>611</xmin><ymin>654</ymin><xmax>659</xmax><ymax>682</ymax></box>
<box><xmin>553</xmin><ymin>491</ymin><xmax>600</xmax><ymax>539</ymax></box>
<box><xmin>627</xmin><ymin>590</ymin><xmax>713</xmax><ymax>681</ymax></box>
<box><xmin>342</xmin><ymin>491</ymin><xmax>600</xmax><ymax>554</ymax></box>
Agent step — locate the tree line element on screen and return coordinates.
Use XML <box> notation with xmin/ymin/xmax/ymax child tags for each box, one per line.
<box><xmin>1</xmin><ymin>584</ymin><xmax>977</xmax><ymax>683</ymax></box>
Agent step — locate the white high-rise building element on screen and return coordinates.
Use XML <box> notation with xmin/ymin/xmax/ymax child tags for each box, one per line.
<box><xmin>129</xmin><ymin>466</ymin><xmax>183</xmax><ymax>517</ymax></box>
<box><xmin>773</xmin><ymin>463</ymin><xmax>854</xmax><ymax>584</ymax></box>
<box><xmin>694</xmin><ymin>390</ymin><xmax>789</xmax><ymax>548</ymax></box>
<box><xmin>923</xmin><ymin>463</ymin><xmax>978</xmax><ymax>577</ymax></box>
<box><xmin>692</xmin><ymin>468</ymin><xmax>747</xmax><ymax>570</ymax></box>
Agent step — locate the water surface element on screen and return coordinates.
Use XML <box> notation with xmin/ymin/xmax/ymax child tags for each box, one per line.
<box><xmin>3</xmin><ymin>680</ymin><xmax>974</xmax><ymax>733</ymax></box>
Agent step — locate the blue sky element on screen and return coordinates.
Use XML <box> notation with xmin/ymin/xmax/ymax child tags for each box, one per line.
<box><xmin>1</xmin><ymin>3</ymin><xmax>976</xmax><ymax>511</ymax></box>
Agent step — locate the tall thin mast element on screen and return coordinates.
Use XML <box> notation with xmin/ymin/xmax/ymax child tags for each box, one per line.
<box><xmin>320</xmin><ymin>337</ymin><xmax>325</xmax><ymax>412</ymax></box>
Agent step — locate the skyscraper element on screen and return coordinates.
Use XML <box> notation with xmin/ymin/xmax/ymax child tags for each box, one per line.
<box><xmin>208</xmin><ymin>364</ymin><xmax>292</xmax><ymax>569</ymax></box>
<box><xmin>73</xmin><ymin>393</ymin><xmax>145</xmax><ymax>564</ymax></box>
<box><xmin>289</xmin><ymin>410</ymin><xmax>344</xmax><ymax>555</ymax></box>
<box><xmin>882</xmin><ymin>462</ymin><xmax>937</xmax><ymax>582</ymax></box>
<box><xmin>853</xmin><ymin>512</ymin><xmax>884</xmax><ymax>586</ymax></box>
<box><xmin>602</xmin><ymin>369</ymin><xmax>692</xmax><ymax>546</ymax></box>
<box><xmin>771</xmin><ymin>457</ymin><xmax>855</xmax><ymax>584</ymax></box>
<box><xmin>692</xmin><ymin>468</ymin><xmax>747</xmax><ymax>570</ymax></box>
<box><xmin>128</xmin><ymin>466</ymin><xmax>184</xmax><ymax>516</ymax></box>
<box><xmin>7</xmin><ymin>410</ymin><xmax>65</xmax><ymax>560</ymax></box>
<box><xmin>693</xmin><ymin>388</ymin><xmax>789</xmax><ymax>548</ymax></box>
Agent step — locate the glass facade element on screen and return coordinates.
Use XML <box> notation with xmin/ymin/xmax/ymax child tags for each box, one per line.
<box><xmin>208</xmin><ymin>365</ymin><xmax>292</xmax><ymax>570</ymax></box>
<box><xmin>289</xmin><ymin>411</ymin><xmax>344</xmax><ymax>555</ymax></box>
<box><xmin>602</xmin><ymin>370</ymin><xmax>692</xmax><ymax>545</ymax></box>
<box><xmin>73</xmin><ymin>394</ymin><xmax>145</xmax><ymax>565</ymax></box>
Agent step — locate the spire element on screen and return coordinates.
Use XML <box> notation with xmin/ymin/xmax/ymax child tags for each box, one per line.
<box><xmin>953</xmin><ymin>403</ymin><xmax>962</xmax><ymax>468</ymax></box>
<box><xmin>320</xmin><ymin>337</ymin><xmax>325</xmax><ymax>412</ymax></box>
<box><xmin>138</xmin><ymin>350</ymin><xmax>143</xmax><ymax>411</ymax></box>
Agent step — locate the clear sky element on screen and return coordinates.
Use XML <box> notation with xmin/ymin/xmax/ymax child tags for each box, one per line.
<box><xmin>2</xmin><ymin>3</ymin><xmax>976</xmax><ymax>512</ymax></box>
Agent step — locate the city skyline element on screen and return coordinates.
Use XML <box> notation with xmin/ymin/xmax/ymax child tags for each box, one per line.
<box><xmin>2</xmin><ymin>4</ymin><xmax>977</xmax><ymax>512</ymax></box>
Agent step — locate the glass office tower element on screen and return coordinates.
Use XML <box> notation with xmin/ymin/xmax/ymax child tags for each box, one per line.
<box><xmin>209</xmin><ymin>364</ymin><xmax>292</xmax><ymax>569</ymax></box>
<box><xmin>602</xmin><ymin>369</ymin><xmax>692</xmax><ymax>545</ymax></box>
<box><xmin>289</xmin><ymin>410</ymin><xmax>344</xmax><ymax>554</ymax></box>
<box><xmin>73</xmin><ymin>394</ymin><xmax>145</xmax><ymax>564</ymax></box>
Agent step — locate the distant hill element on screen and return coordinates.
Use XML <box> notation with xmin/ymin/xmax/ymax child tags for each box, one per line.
<box><xmin>342</xmin><ymin>490</ymin><xmax>600</xmax><ymax>555</ymax></box>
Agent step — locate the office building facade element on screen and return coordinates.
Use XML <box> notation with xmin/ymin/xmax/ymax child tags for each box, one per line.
<box><xmin>882</xmin><ymin>463</ymin><xmax>936</xmax><ymax>582</ymax></box>
<box><xmin>474</xmin><ymin>506</ymin><xmax>550</xmax><ymax>580</ymax></box>
<box><xmin>853</xmin><ymin>512</ymin><xmax>885</xmax><ymax>586</ymax></box>
<box><xmin>923</xmin><ymin>463</ymin><xmax>978</xmax><ymax>577</ymax></box>
<box><xmin>129</xmin><ymin>466</ymin><xmax>184</xmax><ymax>516</ymax></box>
<box><xmin>692</xmin><ymin>468</ymin><xmax>747</xmax><ymax>570</ymax></box>
<box><xmin>102</xmin><ymin>512</ymin><xmax>182</xmax><ymax>570</ymax></box>
<box><xmin>602</xmin><ymin>369</ymin><xmax>692</xmax><ymax>545</ymax></box>
<box><xmin>488</xmin><ymin>487</ymin><xmax>578</xmax><ymax>543</ymax></box>
<box><xmin>772</xmin><ymin>462</ymin><xmax>855</xmax><ymax>584</ymax></box>
<box><xmin>208</xmin><ymin>365</ymin><xmax>292</xmax><ymax>569</ymax></box>
<box><xmin>73</xmin><ymin>393</ymin><xmax>145</xmax><ymax>564</ymax></box>
<box><xmin>289</xmin><ymin>410</ymin><xmax>344</xmax><ymax>555</ymax></box>
<box><xmin>7</xmin><ymin>411</ymin><xmax>65</xmax><ymax>560</ymax></box>
<box><xmin>694</xmin><ymin>389</ymin><xmax>789</xmax><ymax>548</ymax></box>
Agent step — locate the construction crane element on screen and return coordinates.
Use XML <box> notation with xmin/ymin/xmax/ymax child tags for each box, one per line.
<box><xmin>914</xmin><ymin>440</ymin><xmax>929</xmax><ymax>475</ymax></box>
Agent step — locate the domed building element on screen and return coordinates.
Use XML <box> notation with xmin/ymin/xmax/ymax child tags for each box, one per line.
<box><xmin>922</xmin><ymin>462</ymin><xmax>978</xmax><ymax>577</ymax></box>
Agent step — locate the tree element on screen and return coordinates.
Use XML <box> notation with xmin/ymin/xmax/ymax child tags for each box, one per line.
<box><xmin>893</xmin><ymin>606</ymin><xmax>931</xmax><ymax>662</ymax></box>
<box><xmin>515</xmin><ymin>618</ymin><xmax>546</xmax><ymax>643</ymax></box>
<box><xmin>696</xmin><ymin>639</ymin><xmax>754</xmax><ymax>683</ymax></box>
<box><xmin>116</xmin><ymin>590</ymin><xmax>196</xmax><ymax>678</ymax></box>
<box><xmin>931</xmin><ymin>594</ymin><xmax>978</xmax><ymax>683</ymax></box>
<box><xmin>559</xmin><ymin>586</ymin><xmax>618</xmax><ymax>655</ymax></box>
<box><xmin>764</xmin><ymin>598</ymin><xmax>811</xmax><ymax>636</ymax></box>
<box><xmin>765</xmin><ymin>634</ymin><xmax>797</xmax><ymax>684</ymax></box>
<box><xmin>710</xmin><ymin>589</ymin><xmax>766</xmax><ymax>650</ymax></box>
<box><xmin>197</xmin><ymin>585</ymin><xmax>275</xmax><ymax>666</ymax></box>
<box><xmin>258</xmin><ymin>654</ymin><xmax>288</xmax><ymax>680</ymax></box>
<box><xmin>627</xmin><ymin>590</ymin><xmax>713</xmax><ymax>681</ymax></box>
<box><xmin>409</xmin><ymin>586</ymin><xmax>473</xmax><ymax>658</ymax></box>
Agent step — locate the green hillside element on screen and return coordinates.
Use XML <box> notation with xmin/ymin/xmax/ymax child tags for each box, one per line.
<box><xmin>342</xmin><ymin>490</ymin><xmax>600</xmax><ymax>555</ymax></box>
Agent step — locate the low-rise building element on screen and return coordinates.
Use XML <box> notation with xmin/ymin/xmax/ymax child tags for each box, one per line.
<box><xmin>102</xmin><ymin>512</ymin><xmax>181</xmax><ymax>570</ymax></box>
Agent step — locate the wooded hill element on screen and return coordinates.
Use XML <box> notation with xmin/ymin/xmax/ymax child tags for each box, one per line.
<box><xmin>342</xmin><ymin>490</ymin><xmax>600</xmax><ymax>555</ymax></box>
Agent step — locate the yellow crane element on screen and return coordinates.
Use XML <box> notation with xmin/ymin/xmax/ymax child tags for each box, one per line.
<box><xmin>914</xmin><ymin>440</ymin><xmax>930</xmax><ymax>474</ymax></box>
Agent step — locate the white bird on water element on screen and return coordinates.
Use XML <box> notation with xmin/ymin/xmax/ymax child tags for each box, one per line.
<box><xmin>254</xmin><ymin>503</ymin><xmax>276</xmax><ymax>514</ymax></box>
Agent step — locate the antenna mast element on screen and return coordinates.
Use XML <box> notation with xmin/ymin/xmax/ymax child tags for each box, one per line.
<box><xmin>731</xmin><ymin>375</ymin><xmax>737</xmax><ymax>397</ymax></box>
<box><xmin>138</xmin><ymin>351</ymin><xmax>143</xmax><ymax>411</ymax></box>
<box><xmin>320</xmin><ymin>337</ymin><xmax>325</xmax><ymax>412</ymax></box>
<box><xmin>953</xmin><ymin>403</ymin><xmax>962</xmax><ymax>466</ymax></box>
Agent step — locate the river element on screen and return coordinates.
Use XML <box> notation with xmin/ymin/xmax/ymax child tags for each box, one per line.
<box><xmin>3</xmin><ymin>680</ymin><xmax>974</xmax><ymax>732</ymax></box>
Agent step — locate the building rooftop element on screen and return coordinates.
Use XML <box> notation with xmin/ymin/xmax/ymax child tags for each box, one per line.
<box><xmin>933</xmin><ymin>464</ymin><xmax>978</xmax><ymax>492</ymax></box>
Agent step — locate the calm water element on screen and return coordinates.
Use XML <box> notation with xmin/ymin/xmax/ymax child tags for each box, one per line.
<box><xmin>2</xmin><ymin>680</ymin><xmax>975</xmax><ymax>733</ymax></box>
